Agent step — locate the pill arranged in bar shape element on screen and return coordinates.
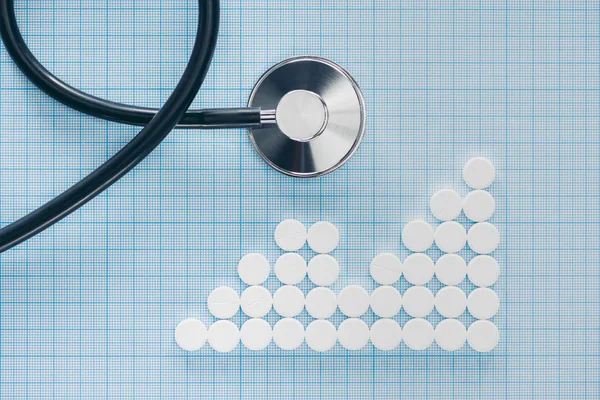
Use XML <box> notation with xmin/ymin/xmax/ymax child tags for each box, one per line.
<box><xmin>434</xmin><ymin>253</ymin><xmax>467</xmax><ymax>286</ymax></box>
<box><xmin>207</xmin><ymin>286</ymin><xmax>240</xmax><ymax>319</ymax></box>
<box><xmin>307</xmin><ymin>254</ymin><xmax>340</xmax><ymax>286</ymax></box>
<box><xmin>402</xmin><ymin>219</ymin><xmax>434</xmax><ymax>252</ymax></box>
<box><xmin>175</xmin><ymin>318</ymin><xmax>208</xmax><ymax>352</ymax></box>
<box><xmin>305</xmin><ymin>287</ymin><xmax>337</xmax><ymax>319</ymax></box>
<box><xmin>370</xmin><ymin>253</ymin><xmax>402</xmax><ymax>285</ymax></box>
<box><xmin>370</xmin><ymin>319</ymin><xmax>402</xmax><ymax>351</ymax></box>
<box><xmin>463</xmin><ymin>157</ymin><xmax>495</xmax><ymax>189</ymax></box>
<box><xmin>240</xmin><ymin>319</ymin><xmax>272</xmax><ymax>351</ymax></box>
<box><xmin>430</xmin><ymin>189</ymin><xmax>463</xmax><ymax>221</ymax></box>
<box><xmin>402</xmin><ymin>253</ymin><xmax>434</xmax><ymax>285</ymax></box>
<box><xmin>307</xmin><ymin>221</ymin><xmax>339</xmax><ymax>254</ymax></box>
<box><xmin>274</xmin><ymin>253</ymin><xmax>307</xmax><ymax>285</ymax></box>
<box><xmin>273</xmin><ymin>285</ymin><xmax>305</xmax><ymax>317</ymax></box>
<box><xmin>274</xmin><ymin>219</ymin><xmax>307</xmax><ymax>251</ymax></box>
<box><xmin>240</xmin><ymin>286</ymin><xmax>272</xmax><ymax>318</ymax></box>
<box><xmin>337</xmin><ymin>285</ymin><xmax>370</xmax><ymax>317</ymax></box>
<box><xmin>238</xmin><ymin>253</ymin><xmax>271</xmax><ymax>285</ymax></box>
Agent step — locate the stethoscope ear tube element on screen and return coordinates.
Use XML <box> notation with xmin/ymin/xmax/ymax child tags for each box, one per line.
<box><xmin>0</xmin><ymin>0</ymin><xmax>260</xmax><ymax>130</ymax></box>
<box><xmin>0</xmin><ymin>0</ymin><xmax>220</xmax><ymax>253</ymax></box>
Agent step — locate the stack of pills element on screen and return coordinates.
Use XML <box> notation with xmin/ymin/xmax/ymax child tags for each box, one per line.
<box><xmin>394</xmin><ymin>157</ymin><xmax>500</xmax><ymax>352</ymax></box>
<box><xmin>175</xmin><ymin>157</ymin><xmax>501</xmax><ymax>354</ymax></box>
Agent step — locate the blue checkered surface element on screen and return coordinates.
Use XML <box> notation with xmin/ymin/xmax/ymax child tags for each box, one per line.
<box><xmin>1</xmin><ymin>0</ymin><xmax>599</xmax><ymax>398</ymax></box>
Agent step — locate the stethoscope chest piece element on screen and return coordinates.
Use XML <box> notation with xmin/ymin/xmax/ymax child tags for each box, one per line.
<box><xmin>248</xmin><ymin>57</ymin><xmax>366</xmax><ymax>178</ymax></box>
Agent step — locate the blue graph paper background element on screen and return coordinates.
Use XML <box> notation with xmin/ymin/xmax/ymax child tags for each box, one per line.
<box><xmin>1</xmin><ymin>0</ymin><xmax>599</xmax><ymax>398</ymax></box>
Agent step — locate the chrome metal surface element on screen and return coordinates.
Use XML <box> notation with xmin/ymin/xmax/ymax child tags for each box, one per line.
<box><xmin>248</xmin><ymin>57</ymin><xmax>366</xmax><ymax>178</ymax></box>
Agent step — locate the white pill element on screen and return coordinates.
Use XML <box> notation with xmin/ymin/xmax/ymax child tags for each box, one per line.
<box><xmin>338</xmin><ymin>318</ymin><xmax>370</xmax><ymax>350</ymax></box>
<box><xmin>307</xmin><ymin>221</ymin><xmax>340</xmax><ymax>254</ymax></box>
<box><xmin>463</xmin><ymin>190</ymin><xmax>495</xmax><ymax>222</ymax></box>
<box><xmin>434</xmin><ymin>221</ymin><xmax>467</xmax><ymax>254</ymax></box>
<box><xmin>307</xmin><ymin>254</ymin><xmax>340</xmax><ymax>286</ymax></box>
<box><xmin>434</xmin><ymin>254</ymin><xmax>467</xmax><ymax>285</ymax></box>
<box><xmin>208</xmin><ymin>320</ymin><xmax>240</xmax><ymax>353</ymax></box>
<box><xmin>273</xmin><ymin>285</ymin><xmax>305</xmax><ymax>317</ymax></box>
<box><xmin>240</xmin><ymin>318</ymin><xmax>272</xmax><ymax>351</ymax></box>
<box><xmin>463</xmin><ymin>157</ymin><xmax>495</xmax><ymax>189</ymax></box>
<box><xmin>402</xmin><ymin>318</ymin><xmax>434</xmax><ymax>351</ymax></box>
<box><xmin>467</xmin><ymin>320</ymin><xmax>500</xmax><ymax>352</ymax></box>
<box><xmin>402</xmin><ymin>219</ymin><xmax>434</xmax><ymax>252</ymax></box>
<box><xmin>467</xmin><ymin>288</ymin><xmax>499</xmax><ymax>320</ymax></box>
<box><xmin>207</xmin><ymin>286</ymin><xmax>240</xmax><ymax>319</ymax></box>
<box><xmin>240</xmin><ymin>286</ymin><xmax>273</xmax><ymax>318</ymax></box>
<box><xmin>238</xmin><ymin>253</ymin><xmax>271</xmax><ymax>285</ymax></box>
<box><xmin>175</xmin><ymin>318</ymin><xmax>208</xmax><ymax>352</ymax></box>
<box><xmin>274</xmin><ymin>219</ymin><xmax>307</xmax><ymax>251</ymax></box>
<box><xmin>434</xmin><ymin>319</ymin><xmax>467</xmax><ymax>352</ymax></box>
<box><xmin>305</xmin><ymin>320</ymin><xmax>337</xmax><ymax>352</ymax></box>
<box><xmin>273</xmin><ymin>318</ymin><xmax>305</xmax><ymax>350</ymax></box>
<box><xmin>434</xmin><ymin>286</ymin><xmax>467</xmax><ymax>318</ymax></box>
<box><xmin>275</xmin><ymin>253</ymin><xmax>307</xmax><ymax>285</ymax></box>
<box><xmin>467</xmin><ymin>255</ymin><xmax>500</xmax><ymax>287</ymax></box>
<box><xmin>370</xmin><ymin>319</ymin><xmax>402</xmax><ymax>351</ymax></box>
<box><xmin>467</xmin><ymin>223</ymin><xmax>500</xmax><ymax>254</ymax></box>
<box><xmin>370</xmin><ymin>286</ymin><xmax>402</xmax><ymax>318</ymax></box>
<box><xmin>402</xmin><ymin>253</ymin><xmax>434</xmax><ymax>285</ymax></box>
<box><xmin>305</xmin><ymin>287</ymin><xmax>337</xmax><ymax>319</ymax></box>
<box><xmin>370</xmin><ymin>253</ymin><xmax>403</xmax><ymax>285</ymax></box>
<box><xmin>402</xmin><ymin>286</ymin><xmax>434</xmax><ymax>318</ymax></box>
<box><xmin>337</xmin><ymin>285</ymin><xmax>370</xmax><ymax>317</ymax></box>
<box><xmin>430</xmin><ymin>189</ymin><xmax>462</xmax><ymax>221</ymax></box>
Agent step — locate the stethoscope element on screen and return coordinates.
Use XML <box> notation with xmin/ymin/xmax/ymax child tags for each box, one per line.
<box><xmin>0</xmin><ymin>0</ymin><xmax>366</xmax><ymax>253</ymax></box>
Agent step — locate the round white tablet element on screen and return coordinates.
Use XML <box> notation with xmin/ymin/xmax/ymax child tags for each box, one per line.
<box><xmin>463</xmin><ymin>190</ymin><xmax>495</xmax><ymax>222</ymax></box>
<box><xmin>238</xmin><ymin>253</ymin><xmax>271</xmax><ymax>285</ymax></box>
<box><xmin>467</xmin><ymin>255</ymin><xmax>500</xmax><ymax>287</ymax></box>
<box><xmin>434</xmin><ymin>221</ymin><xmax>467</xmax><ymax>254</ymax></box>
<box><xmin>430</xmin><ymin>189</ymin><xmax>463</xmax><ymax>221</ymax></box>
<box><xmin>402</xmin><ymin>318</ymin><xmax>434</xmax><ymax>351</ymax></box>
<box><xmin>338</xmin><ymin>318</ymin><xmax>370</xmax><ymax>350</ymax></box>
<box><xmin>467</xmin><ymin>223</ymin><xmax>500</xmax><ymax>254</ymax></box>
<box><xmin>305</xmin><ymin>320</ymin><xmax>337</xmax><ymax>352</ymax></box>
<box><xmin>467</xmin><ymin>288</ymin><xmax>499</xmax><ymax>319</ymax></box>
<box><xmin>402</xmin><ymin>253</ymin><xmax>434</xmax><ymax>285</ymax></box>
<box><xmin>305</xmin><ymin>287</ymin><xmax>337</xmax><ymax>319</ymax></box>
<box><xmin>240</xmin><ymin>318</ymin><xmax>272</xmax><ymax>351</ymax></box>
<box><xmin>434</xmin><ymin>254</ymin><xmax>467</xmax><ymax>286</ymax></box>
<box><xmin>240</xmin><ymin>286</ymin><xmax>273</xmax><ymax>318</ymax></box>
<box><xmin>463</xmin><ymin>157</ymin><xmax>495</xmax><ymax>189</ymax></box>
<box><xmin>467</xmin><ymin>320</ymin><xmax>499</xmax><ymax>352</ymax></box>
<box><xmin>307</xmin><ymin>221</ymin><xmax>340</xmax><ymax>254</ymax></box>
<box><xmin>370</xmin><ymin>319</ymin><xmax>402</xmax><ymax>351</ymax></box>
<box><xmin>434</xmin><ymin>286</ymin><xmax>467</xmax><ymax>318</ymax></box>
<box><xmin>434</xmin><ymin>319</ymin><xmax>467</xmax><ymax>351</ymax></box>
<box><xmin>273</xmin><ymin>318</ymin><xmax>305</xmax><ymax>350</ymax></box>
<box><xmin>370</xmin><ymin>286</ymin><xmax>402</xmax><ymax>318</ymax></box>
<box><xmin>274</xmin><ymin>219</ymin><xmax>307</xmax><ymax>251</ymax></box>
<box><xmin>337</xmin><ymin>285</ymin><xmax>370</xmax><ymax>317</ymax></box>
<box><xmin>402</xmin><ymin>286</ymin><xmax>434</xmax><ymax>318</ymax></box>
<box><xmin>370</xmin><ymin>253</ymin><xmax>403</xmax><ymax>285</ymax></box>
<box><xmin>175</xmin><ymin>318</ymin><xmax>208</xmax><ymax>351</ymax></box>
<box><xmin>402</xmin><ymin>220</ymin><xmax>434</xmax><ymax>252</ymax></box>
<box><xmin>275</xmin><ymin>253</ymin><xmax>307</xmax><ymax>285</ymax></box>
<box><xmin>307</xmin><ymin>254</ymin><xmax>340</xmax><ymax>286</ymax></box>
<box><xmin>273</xmin><ymin>285</ymin><xmax>305</xmax><ymax>317</ymax></box>
<box><xmin>208</xmin><ymin>320</ymin><xmax>240</xmax><ymax>353</ymax></box>
<box><xmin>207</xmin><ymin>286</ymin><xmax>240</xmax><ymax>319</ymax></box>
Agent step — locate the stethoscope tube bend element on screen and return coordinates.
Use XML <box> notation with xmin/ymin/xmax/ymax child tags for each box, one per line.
<box><xmin>0</xmin><ymin>0</ymin><xmax>229</xmax><ymax>253</ymax></box>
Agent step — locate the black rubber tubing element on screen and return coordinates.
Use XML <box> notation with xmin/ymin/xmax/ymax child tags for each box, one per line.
<box><xmin>0</xmin><ymin>0</ymin><xmax>261</xmax><ymax>129</ymax></box>
<box><xmin>0</xmin><ymin>0</ymin><xmax>220</xmax><ymax>252</ymax></box>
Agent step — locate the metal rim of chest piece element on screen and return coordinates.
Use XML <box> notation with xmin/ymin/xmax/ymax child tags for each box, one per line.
<box><xmin>248</xmin><ymin>56</ymin><xmax>366</xmax><ymax>178</ymax></box>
